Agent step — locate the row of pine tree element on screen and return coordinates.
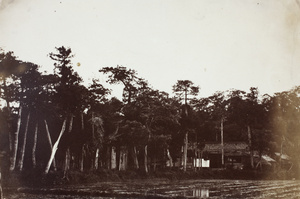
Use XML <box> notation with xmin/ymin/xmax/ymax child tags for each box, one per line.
<box><xmin>0</xmin><ymin>46</ymin><xmax>300</xmax><ymax>178</ymax></box>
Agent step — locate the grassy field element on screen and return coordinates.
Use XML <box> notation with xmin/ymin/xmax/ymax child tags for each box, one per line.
<box><xmin>3</xmin><ymin>179</ymin><xmax>300</xmax><ymax>198</ymax></box>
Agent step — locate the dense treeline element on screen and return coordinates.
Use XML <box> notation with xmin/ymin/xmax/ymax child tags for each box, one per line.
<box><xmin>0</xmin><ymin>46</ymin><xmax>300</xmax><ymax>181</ymax></box>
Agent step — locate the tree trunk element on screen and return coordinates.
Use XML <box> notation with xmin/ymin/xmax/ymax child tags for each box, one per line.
<box><xmin>0</xmin><ymin>170</ymin><xmax>4</xmax><ymax>199</ymax></box>
<box><xmin>116</xmin><ymin>145</ymin><xmax>120</xmax><ymax>170</ymax></box>
<box><xmin>63</xmin><ymin>116</ymin><xmax>74</xmax><ymax>175</ymax></box>
<box><xmin>68</xmin><ymin>115</ymin><xmax>74</xmax><ymax>133</ymax></box>
<box><xmin>10</xmin><ymin>105</ymin><xmax>23</xmax><ymax>171</ymax></box>
<box><xmin>18</xmin><ymin>112</ymin><xmax>30</xmax><ymax>171</ymax></box>
<box><xmin>119</xmin><ymin>147</ymin><xmax>127</xmax><ymax>171</ymax></box>
<box><xmin>95</xmin><ymin>148</ymin><xmax>99</xmax><ymax>170</ymax></box>
<box><xmin>132</xmin><ymin>146</ymin><xmax>139</xmax><ymax>169</ymax></box>
<box><xmin>8</xmin><ymin>128</ymin><xmax>12</xmax><ymax>153</ymax></box>
<box><xmin>80</xmin><ymin>145</ymin><xmax>85</xmax><ymax>172</ymax></box>
<box><xmin>3</xmin><ymin>78</ymin><xmax>13</xmax><ymax>153</ymax></box>
<box><xmin>44</xmin><ymin>120</ymin><xmax>57</xmax><ymax>171</ymax></box>
<box><xmin>183</xmin><ymin>132</ymin><xmax>188</xmax><ymax>172</ymax></box>
<box><xmin>153</xmin><ymin>156</ymin><xmax>157</xmax><ymax>171</ymax></box>
<box><xmin>221</xmin><ymin>118</ymin><xmax>224</xmax><ymax>167</ymax></box>
<box><xmin>184</xmin><ymin>90</ymin><xmax>188</xmax><ymax>109</ymax></box>
<box><xmin>111</xmin><ymin>146</ymin><xmax>116</xmax><ymax>169</ymax></box>
<box><xmin>144</xmin><ymin>145</ymin><xmax>148</xmax><ymax>173</ymax></box>
<box><xmin>44</xmin><ymin>118</ymin><xmax>67</xmax><ymax>174</ymax></box>
<box><xmin>32</xmin><ymin>123</ymin><xmax>38</xmax><ymax>168</ymax></box>
<box><xmin>63</xmin><ymin>148</ymin><xmax>70</xmax><ymax>179</ymax></box>
<box><xmin>81</xmin><ymin>113</ymin><xmax>84</xmax><ymax>129</ymax></box>
<box><xmin>106</xmin><ymin>146</ymin><xmax>111</xmax><ymax>169</ymax></box>
<box><xmin>80</xmin><ymin>113</ymin><xmax>85</xmax><ymax>172</ymax></box>
<box><xmin>166</xmin><ymin>148</ymin><xmax>173</xmax><ymax>167</ymax></box>
<box><xmin>193</xmin><ymin>145</ymin><xmax>196</xmax><ymax>171</ymax></box>
<box><xmin>91</xmin><ymin>112</ymin><xmax>95</xmax><ymax>138</ymax></box>
<box><xmin>199</xmin><ymin>151</ymin><xmax>202</xmax><ymax>170</ymax></box>
<box><xmin>0</xmin><ymin>172</ymin><xmax>3</xmax><ymax>199</ymax></box>
<box><xmin>248</xmin><ymin>125</ymin><xmax>254</xmax><ymax>168</ymax></box>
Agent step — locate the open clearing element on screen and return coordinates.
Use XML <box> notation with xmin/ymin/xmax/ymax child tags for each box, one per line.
<box><xmin>3</xmin><ymin>179</ymin><xmax>300</xmax><ymax>198</ymax></box>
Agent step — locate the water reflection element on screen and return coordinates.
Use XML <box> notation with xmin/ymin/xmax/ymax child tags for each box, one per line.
<box><xmin>192</xmin><ymin>188</ymin><xmax>209</xmax><ymax>198</ymax></box>
<box><xmin>181</xmin><ymin>188</ymin><xmax>209</xmax><ymax>198</ymax></box>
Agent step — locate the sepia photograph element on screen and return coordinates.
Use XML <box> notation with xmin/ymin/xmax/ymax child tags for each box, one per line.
<box><xmin>0</xmin><ymin>0</ymin><xmax>300</xmax><ymax>198</ymax></box>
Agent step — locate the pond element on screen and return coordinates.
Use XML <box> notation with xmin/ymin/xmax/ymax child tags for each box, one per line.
<box><xmin>3</xmin><ymin>179</ymin><xmax>300</xmax><ymax>198</ymax></box>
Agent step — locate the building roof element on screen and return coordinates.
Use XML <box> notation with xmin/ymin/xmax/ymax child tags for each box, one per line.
<box><xmin>203</xmin><ymin>142</ymin><xmax>249</xmax><ymax>156</ymax></box>
<box><xmin>261</xmin><ymin>155</ymin><xmax>276</xmax><ymax>165</ymax></box>
<box><xmin>274</xmin><ymin>152</ymin><xmax>291</xmax><ymax>160</ymax></box>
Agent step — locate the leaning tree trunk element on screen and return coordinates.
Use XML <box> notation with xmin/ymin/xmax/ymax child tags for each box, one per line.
<box><xmin>18</xmin><ymin>112</ymin><xmax>30</xmax><ymax>171</ymax></box>
<box><xmin>10</xmin><ymin>105</ymin><xmax>23</xmax><ymax>171</ymax></box>
<box><xmin>32</xmin><ymin>123</ymin><xmax>38</xmax><ymax>168</ymax></box>
<box><xmin>44</xmin><ymin>118</ymin><xmax>67</xmax><ymax>174</ymax></box>
<box><xmin>44</xmin><ymin>120</ymin><xmax>57</xmax><ymax>171</ymax></box>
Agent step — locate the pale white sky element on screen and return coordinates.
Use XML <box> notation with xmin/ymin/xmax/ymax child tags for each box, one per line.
<box><xmin>0</xmin><ymin>0</ymin><xmax>300</xmax><ymax>99</ymax></box>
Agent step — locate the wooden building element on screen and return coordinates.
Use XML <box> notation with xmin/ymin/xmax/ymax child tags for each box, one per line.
<box><xmin>202</xmin><ymin>142</ymin><xmax>250</xmax><ymax>169</ymax></box>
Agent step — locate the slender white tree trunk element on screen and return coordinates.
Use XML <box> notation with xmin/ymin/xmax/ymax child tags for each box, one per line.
<box><xmin>94</xmin><ymin>148</ymin><xmax>99</xmax><ymax>170</ymax></box>
<box><xmin>18</xmin><ymin>112</ymin><xmax>30</xmax><ymax>171</ymax></box>
<box><xmin>44</xmin><ymin>118</ymin><xmax>67</xmax><ymax>174</ymax></box>
<box><xmin>44</xmin><ymin>120</ymin><xmax>57</xmax><ymax>171</ymax></box>
<box><xmin>183</xmin><ymin>132</ymin><xmax>188</xmax><ymax>172</ymax></box>
<box><xmin>10</xmin><ymin>105</ymin><xmax>23</xmax><ymax>171</ymax></box>
<box><xmin>32</xmin><ymin>123</ymin><xmax>38</xmax><ymax>168</ymax></box>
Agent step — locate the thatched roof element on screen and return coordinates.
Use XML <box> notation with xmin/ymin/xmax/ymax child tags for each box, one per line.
<box><xmin>203</xmin><ymin>142</ymin><xmax>249</xmax><ymax>156</ymax></box>
<box><xmin>274</xmin><ymin>152</ymin><xmax>291</xmax><ymax>160</ymax></box>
